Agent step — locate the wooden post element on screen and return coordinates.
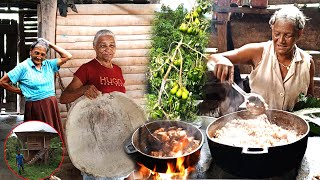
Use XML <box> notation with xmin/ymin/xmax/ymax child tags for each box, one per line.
<box><xmin>38</xmin><ymin>0</ymin><xmax>57</xmax><ymax>59</ymax></box>
<box><xmin>18</xmin><ymin>12</ymin><xmax>27</xmax><ymax>63</ymax></box>
<box><xmin>217</xmin><ymin>0</ymin><xmax>230</xmax><ymax>52</ymax></box>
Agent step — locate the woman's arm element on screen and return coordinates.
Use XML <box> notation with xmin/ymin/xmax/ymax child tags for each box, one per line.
<box><xmin>307</xmin><ymin>58</ymin><xmax>315</xmax><ymax>96</ymax></box>
<box><xmin>59</xmin><ymin>76</ymin><xmax>101</xmax><ymax>104</ymax></box>
<box><xmin>39</xmin><ymin>38</ymin><xmax>72</xmax><ymax>66</ymax></box>
<box><xmin>0</xmin><ymin>74</ymin><xmax>22</xmax><ymax>95</ymax></box>
<box><xmin>208</xmin><ymin>43</ymin><xmax>264</xmax><ymax>82</ymax></box>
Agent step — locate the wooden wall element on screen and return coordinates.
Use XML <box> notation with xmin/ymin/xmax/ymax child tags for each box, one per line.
<box><xmin>54</xmin><ymin>4</ymin><xmax>161</xmax><ymax>121</ymax></box>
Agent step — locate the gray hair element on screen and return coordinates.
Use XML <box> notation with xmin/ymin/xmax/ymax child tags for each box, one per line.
<box><xmin>269</xmin><ymin>6</ymin><xmax>307</xmax><ymax>30</ymax></box>
<box><xmin>30</xmin><ymin>38</ymin><xmax>49</xmax><ymax>52</ymax></box>
<box><xmin>93</xmin><ymin>29</ymin><xmax>115</xmax><ymax>46</ymax></box>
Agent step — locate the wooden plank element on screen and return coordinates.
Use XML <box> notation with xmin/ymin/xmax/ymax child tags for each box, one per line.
<box><xmin>24</xmin><ymin>32</ymin><xmax>37</xmax><ymax>37</ymax></box>
<box><xmin>18</xmin><ymin>13</ymin><xmax>28</xmax><ymax>63</ymax></box>
<box><xmin>24</xmin><ymin>27</ymin><xmax>37</xmax><ymax>31</ymax></box>
<box><xmin>58</xmin><ymin>68</ymin><xmax>78</xmax><ymax>77</ymax></box>
<box><xmin>24</xmin><ymin>17</ymin><xmax>37</xmax><ymax>21</ymax></box>
<box><xmin>25</xmin><ymin>37</ymin><xmax>38</xmax><ymax>42</ymax></box>
<box><xmin>121</xmin><ymin>66</ymin><xmax>147</xmax><ymax>74</ymax></box>
<box><xmin>57</xmin><ymin>14</ymin><xmax>155</xmax><ymax>26</ymax></box>
<box><xmin>125</xmin><ymin>90</ymin><xmax>146</xmax><ymax>98</ymax></box>
<box><xmin>0</xmin><ymin>34</ymin><xmax>4</xmax><ymax>59</ymax></box>
<box><xmin>56</xmin><ymin>25</ymin><xmax>152</xmax><ymax>36</ymax></box>
<box><xmin>67</xmin><ymin>49</ymin><xmax>149</xmax><ymax>59</ymax></box>
<box><xmin>214</xmin><ymin>6</ymin><xmax>276</xmax><ymax>14</ymax></box>
<box><xmin>39</xmin><ymin>0</ymin><xmax>57</xmax><ymax>59</ymax></box>
<box><xmin>6</xmin><ymin>31</ymin><xmax>18</xmax><ymax>71</ymax></box>
<box><xmin>56</xmin><ymin>40</ymin><xmax>152</xmax><ymax>50</ymax></box>
<box><xmin>217</xmin><ymin>13</ymin><xmax>229</xmax><ymax>52</ymax></box>
<box><xmin>268</xmin><ymin>0</ymin><xmax>320</xmax><ymax>4</ymax></box>
<box><xmin>65</xmin><ymin>4</ymin><xmax>161</xmax><ymax>15</ymax></box>
<box><xmin>60</xmin><ymin>59</ymin><xmax>92</xmax><ymax>68</ymax></box>
<box><xmin>108</xmin><ymin>57</ymin><xmax>150</xmax><ymax>66</ymax></box>
<box><xmin>56</xmin><ymin>34</ymin><xmax>151</xmax><ymax>43</ymax></box>
<box><xmin>123</xmin><ymin>74</ymin><xmax>146</xmax><ymax>85</ymax></box>
<box><xmin>125</xmin><ymin>84</ymin><xmax>146</xmax><ymax>91</ymax></box>
<box><xmin>24</xmin><ymin>22</ymin><xmax>37</xmax><ymax>26</ymax></box>
<box><xmin>61</xmin><ymin>57</ymin><xmax>149</xmax><ymax>68</ymax></box>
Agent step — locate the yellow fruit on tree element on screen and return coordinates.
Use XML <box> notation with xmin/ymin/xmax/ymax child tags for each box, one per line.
<box><xmin>182</xmin><ymin>91</ymin><xmax>188</xmax><ymax>100</ymax></box>
<box><xmin>179</xmin><ymin>23</ymin><xmax>188</xmax><ymax>32</ymax></box>
<box><xmin>192</xmin><ymin>11</ymin><xmax>199</xmax><ymax>18</ymax></box>
<box><xmin>194</xmin><ymin>18</ymin><xmax>200</xmax><ymax>24</ymax></box>
<box><xmin>170</xmin><ymin>85</ymin><xmax>179</xmax><ymax>95</ymax></box>
<box><xmin>174</xmin><ymin>59</ymin><xmax>182</xmax><ymax>66</ymax></box>
<box><xmin>176</xmin><ymin>89</ymin><xmax>182</xmax><ymax>98</ymax></box>
<box><xmin>185</xmin><ymin>13</ymin><xmax>191</xmax><ymax>20</ymax></box>
<box><xmin>196</xmin><ymin>6</ymin><xmax>203</xmax><ymax>14</ymax></box>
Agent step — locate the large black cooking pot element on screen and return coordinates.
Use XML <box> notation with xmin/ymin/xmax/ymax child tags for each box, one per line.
<box><xmin>206</xmin><ymin>110</ymin><xmax>309</xmax><ymax>178</ymax></box>
<box><xmin>125</xmin><ymin>120</ymin><xmax>204</xmax><ymax>173</ymax></box>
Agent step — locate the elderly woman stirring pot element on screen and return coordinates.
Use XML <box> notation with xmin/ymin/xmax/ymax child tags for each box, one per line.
<box><xmin>208</xmin><ymin>6</ymin><xmax>315</xmax><ymax>112</ymax></box>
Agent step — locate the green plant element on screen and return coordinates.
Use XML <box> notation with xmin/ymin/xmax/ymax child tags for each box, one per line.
<box><xmin>147</xmin><ymin>0</ymin><xmax>211</xmax><ymax>121</ymax></box>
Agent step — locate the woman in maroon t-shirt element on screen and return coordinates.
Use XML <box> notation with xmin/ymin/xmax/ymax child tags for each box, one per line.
<box><xmin>60</xmin><ymin>29</ymin><xmax>126</xmax><ymax>104</ymax></box>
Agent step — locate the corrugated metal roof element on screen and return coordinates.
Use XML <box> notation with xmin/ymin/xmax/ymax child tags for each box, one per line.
<box><xmin>13</xmin><ymin>121</ymin><xmax>58</xmax><ymax>133</ymax></box>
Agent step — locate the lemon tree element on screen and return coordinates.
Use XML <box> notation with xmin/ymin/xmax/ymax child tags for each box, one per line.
<box><xmin>147</xmin><ymin>0</ymin><xmax>211</xmax><ymax>121</ymax></box>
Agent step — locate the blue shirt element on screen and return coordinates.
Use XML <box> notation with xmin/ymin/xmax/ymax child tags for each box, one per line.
<box><xmin>7</xmin><ymin>58</ymin><xmax>59</xmax><ymax>101</ymax></box>
<box><xmin>16</xmin><ymin>154</ymin><xmax>24</xmax><ymax>165</ymax></box>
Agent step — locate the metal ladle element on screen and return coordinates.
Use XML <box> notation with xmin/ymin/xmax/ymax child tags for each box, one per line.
<box><xmin>143</xmin><ymin>124</ymin><xmax>163</xmax><ymax>150</ymax></box>
<box><xmin>231</xmin><ymin>82</ymin><xmax>268</xmax><ymax>115</ymax></box>
<box><xmin>206</xmin><ymin>61</ymin><xmax>268</xmax><ymax>115</ymax></box>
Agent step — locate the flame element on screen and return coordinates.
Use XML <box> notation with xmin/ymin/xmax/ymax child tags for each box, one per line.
<box><xmin>135</xmin><ymin>162</ymin><xmax>151</xmax><ymax>179</ymax></box>
<box><xmin>135</xmin><ymin>157</ymin><xmax>195</xmax><ymax>180</ymax></box>
<box><xmin>135</xmin><ymin>127</ymin><xmax>199</xmax><ymax>179</ymax></box>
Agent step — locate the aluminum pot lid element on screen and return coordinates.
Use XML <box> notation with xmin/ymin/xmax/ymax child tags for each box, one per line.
<box><xmin>66</xmin><ymin>92</ymin><xmax>147</xmax><ymax>178</ymax></box>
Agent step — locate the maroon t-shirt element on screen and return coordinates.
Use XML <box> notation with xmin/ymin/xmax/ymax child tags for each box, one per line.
<box><xmin>74</xmin><ymin>59</ymin><xmax>126</xmax><ymax>93</ymax></box>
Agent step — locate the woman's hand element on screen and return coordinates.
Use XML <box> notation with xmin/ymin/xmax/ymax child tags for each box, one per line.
<box><xmin>207</xmin><ymin>54</ymin><xmax>234</xmax><ymax>83</ymax></box>
<box><xmin>83</xmin><ymin>85</ymin><xmax>101</xmax><ymax>100</ymax></box>
<box><xmin>37</xmin><ymin>38</ymin><xmax>51</xmax><ymax>46</ymax></box>
<box><xmin>37</xmin><ymin>37</ymin><xmax>72</xmax><ymax>66</ymax></box>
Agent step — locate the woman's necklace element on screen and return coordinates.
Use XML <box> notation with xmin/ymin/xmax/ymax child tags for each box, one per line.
<box><xmin>95</xmin><ymin>58</ymin><xmax>113</xmax><ymax>68</ymax></box>
<box><xmin>277</xmin><ymin>49</ymin><xmax>296</xmax><ymax>71</ymax></box>
<box><xmin>278</xmin><ymin>61</ymin><xmax>291</xmax><ymax>70</ymax></box>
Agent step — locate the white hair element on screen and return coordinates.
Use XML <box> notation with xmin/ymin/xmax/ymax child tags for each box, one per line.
<box><xmin>269</xmin><ymin>6</ymin><xmax>307</xmax><ymax>30</ymax></box>
<box><xmin>93</xmin><ymin>29</ymin><xmax>115</xmax><ymax>46</ymax></box>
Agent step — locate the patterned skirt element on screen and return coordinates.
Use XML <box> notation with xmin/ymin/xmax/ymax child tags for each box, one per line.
<box><xmin>24</xmin><ymin>96</ymin><xmax>64</xmax><ymax>138</ymax></box>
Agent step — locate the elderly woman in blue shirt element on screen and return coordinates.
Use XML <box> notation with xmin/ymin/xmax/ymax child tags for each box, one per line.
<box><xmin>0</xmin><ymin>38</ymin><xmax>72</xmax><ymax>135</ymax></box>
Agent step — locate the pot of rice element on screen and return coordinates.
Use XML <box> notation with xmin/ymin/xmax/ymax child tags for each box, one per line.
<box><xmin>206</xmin><ymin>109</ymin><xmax>309</xmax><ymax>178</ymax></box>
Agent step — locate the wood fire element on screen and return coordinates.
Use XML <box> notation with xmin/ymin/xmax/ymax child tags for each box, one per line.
<box><xmin>135</xmin><ymin>157</ymin><xmax>195</xmax><ymax>180</ymax></box>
